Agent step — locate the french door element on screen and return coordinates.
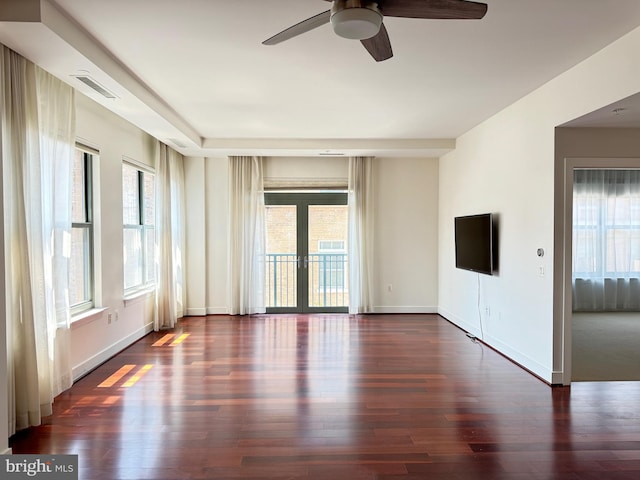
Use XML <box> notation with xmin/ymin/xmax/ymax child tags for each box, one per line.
<box><xmin>265</xmin><ymin>192</ymin><xmax>348</xmax><ymax>313</ymax></box>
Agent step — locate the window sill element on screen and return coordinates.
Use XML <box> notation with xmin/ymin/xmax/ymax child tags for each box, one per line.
<box><xmin>124</xmin><ymin>288</ymin><xmax>155</xmax><ymax>306</ymax></box>
<box><xmin>71</xmin><ymin>307</ymin><xmax>108</xmax><ymax>328</ymax></box>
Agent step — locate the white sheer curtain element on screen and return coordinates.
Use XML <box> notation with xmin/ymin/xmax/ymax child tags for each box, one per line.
<box><xmin>1</xmin><ymin>45</ymin><xmax>74</xmax><ymax>434</ymax></box>
<box><xmin>348</xmin><ymin>156</ymin><xmax>375</xmax><ymax>314</ymax></box>
<box><xmin>35</xmin><ymin>66</ymin><xmax>75</xmax><ymax>394</ymax></box>
<box><xmin>573</xmin><ymin>169</ymin><xmax>640</xmax><ymax>311</ymax></box>
<box><xmin>228</xmin><ymin>156</ymin><xmax>266</xmax><ymax>315</ymax></box>
<box><xmin>154</xmin><ymin>141</ymin><xmax>186</xmax><ymax>330</ymax></box>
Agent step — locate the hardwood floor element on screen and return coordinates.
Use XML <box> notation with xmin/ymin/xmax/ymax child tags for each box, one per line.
<box><xmin>10</xmin><ymin>314</ymin><xmax>640</xmax><ymax>479</ymax></box>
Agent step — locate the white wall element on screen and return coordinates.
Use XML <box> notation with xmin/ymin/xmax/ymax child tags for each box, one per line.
<box><xmin>184</xmin><ymin>156</ymin><xmax>440</xmax><ymax>314</ymax></box>
<box><xmin>439</xmin><ymin>26</ymin><xmax>640</xmax><ymax>383</ymax></box>
<box><xmin>439</xmin><ymin>115</ymin><xmax>556</xmax><ymax>380</ymax></box>
<box><xmin>70</xmin><ymin>92</ymin><xmax>156</xmax><ymax>379</ymax></box>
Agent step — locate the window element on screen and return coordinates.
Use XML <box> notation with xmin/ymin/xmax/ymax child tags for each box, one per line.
<box><xmin>572</xmin><ymin>169</ymin><xmax>640</xmax><ymax>311</ymax></box>
<box><xmin>317</xmin><ymin>240</ymin><xmax>346</xmax><ymax>290</ymax></box>
<box><xmin>573</xmin><ymin>170</ymin><xmax>640</xmax><ymax>277</ymax></box>
<box><xmin>70</xmin><ymin>147</ymin><xmax>94</xmax><ymax>313</ymax></box>
<box><xmin>123</xmin><ymin>162</ymin><xmax>155</xmax><ymax>293</ymax></box>
<box><xmin>318</xmin><ymin>240</ymin><xmax>345</xmax><ymax>252</ymax></box>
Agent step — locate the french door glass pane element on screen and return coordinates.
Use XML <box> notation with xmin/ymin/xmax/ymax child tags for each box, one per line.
<box><xmin>265</xmin><ymin>205</ymin><xmax>297</xmax><ymax>308</ymax></box>
<box><xmin>308</xmin><ymin>205</ymin><xmax>349</xmax><ymax>308</ymax></box>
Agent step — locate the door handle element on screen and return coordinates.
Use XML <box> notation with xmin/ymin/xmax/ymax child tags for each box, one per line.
<box><xmin>304</xmin><ymin>256</ymin><xmax>308</xmax><ymax>269</ymax></box>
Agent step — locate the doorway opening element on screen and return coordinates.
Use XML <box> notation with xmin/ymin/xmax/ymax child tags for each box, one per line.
<box><xmin>559</xmin><ymin>158</ymin><xmax>640</xmax><ymax>384</ymax></box>
<box><xmin>570</xmin><ymin>167</ymin><xmax>640</xmax><ymax>382</ymax></box>
<box><xmin>265</xmin><ymin>192</ymin><xmax>349</xmax><ymax>313</ymax></box>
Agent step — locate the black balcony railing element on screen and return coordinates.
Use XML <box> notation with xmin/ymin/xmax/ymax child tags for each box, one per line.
<box><xmin>265</xmin><ymin>253</ymin><xmax>298</xmax><ymax>308</ymax></box>
<box><xmin>266</xmin><ymin>253</ymin><xmax>348</xmax><ymax>308</ymax></box>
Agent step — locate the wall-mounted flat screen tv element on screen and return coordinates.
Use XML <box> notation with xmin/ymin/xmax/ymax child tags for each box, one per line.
<box><xmin>454</xmin><ymin>213</ymin><xmax>496</xmax><ymax>275</ymax></box>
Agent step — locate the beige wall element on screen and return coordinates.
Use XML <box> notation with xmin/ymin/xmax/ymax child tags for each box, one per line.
<box><xmin>264</xmin><ymin>156</ymin><xmax>348</xmax><ymax>188</ymax></box>
<box><xmin>373</xmin><ymin>157</ymin><xmax>439</xmax><ymax>312</ymax></box>
<box><xmin>183</xmin><ymin>156</ymin><xmax>207</xmax><ymax>315</ymax></box>
<box><xmin>555</xmin><ymin>127</ymin><xmax>640</xmax><ymax>159</ymax></box>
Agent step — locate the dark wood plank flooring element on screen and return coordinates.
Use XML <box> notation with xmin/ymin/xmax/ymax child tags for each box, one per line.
<box><xmin>10</xmin><ymin>314</ymin><xmax>640</xmax><ymax>479</ymax></box>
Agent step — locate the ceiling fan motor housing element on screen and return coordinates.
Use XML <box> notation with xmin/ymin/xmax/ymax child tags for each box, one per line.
<box><xmin>330</xmin><ymin>0</ymin><xmax>383</xmax><ymax>40</ymax></box>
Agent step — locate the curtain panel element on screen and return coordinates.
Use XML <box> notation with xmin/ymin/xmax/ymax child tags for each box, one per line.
<box><xmin>1</xmin><ymin>45</ymin><xmax>75</xmax><ymax>434</ymax></box>
<box><xmin>573</xmin><ymin>169</ymin><xmax>640</xmax><ymax>311</ymax></box>
<box><xmin>228</xmin><ymin>156</ymin><xmax>266</xmax><ymax>315</ymax></box>
<box><xmin>348</xmin><ymin>156</ymin><xmax>375</xmax><ymax>314</ymax></box>
<box><xmin>154</xmin><ymin>141</ymin><xmax>186</xmax><ymax>330</ymax></box>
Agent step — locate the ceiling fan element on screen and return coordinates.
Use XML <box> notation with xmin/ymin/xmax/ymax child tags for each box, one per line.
<box><xmin>262</xmin><ymin>0</ymin><xmax>488</xmax><ymax>62</ymax></box>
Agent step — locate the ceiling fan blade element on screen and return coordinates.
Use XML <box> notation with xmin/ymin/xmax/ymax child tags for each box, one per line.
<box><xmin>361</xmin><ymin>24</ymin><xmax>393</xmax><ymax>62</ymax></box>
<box><xmin>382</xmin><ymin>0</ymin><xmax>487</xmax><ymax>20</ymax></box>
<box><xmin>263</xmin><ymin>10</ymin><xmax>331</xmax><ymax>45</ymax></box>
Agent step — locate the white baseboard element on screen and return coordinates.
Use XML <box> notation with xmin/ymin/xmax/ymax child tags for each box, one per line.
<box><xmin>482</xmin><ymin>332</ymin><xmax>552</xmax><ymax>383</ymax></box>
<box><xmin>438</xmin><ymin>307</ymin><xmax>553</xmax><ymax>384</ymax></box>
<box><xmin>72</xmin><ymin>322</ymin><xmax>154</xmax><ymax>381</ymax></box>
<box><xmin>372</xmin><ymin>306</ymin><xmax>438</xmax><ymax>314</ymax></box>
<box><xmin>191</xmin><ymin>307</ymin><xmax>438</xmax><ymax>315</ymax></box>
<box><xmin>206</xmin><ymin>307</ymin><xmax>229</xmax><ymax>315</ymax></box>
<box><xmin>438</xmin><ymin>307</ymin><xmax>478</xmax><ymax>335</ymax></box>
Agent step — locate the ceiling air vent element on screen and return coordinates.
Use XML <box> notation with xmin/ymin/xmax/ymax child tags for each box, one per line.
<box><xmin>71</xmin><ymin>75</ymin><xmax>117</xmax><ymax>99</ymax></box>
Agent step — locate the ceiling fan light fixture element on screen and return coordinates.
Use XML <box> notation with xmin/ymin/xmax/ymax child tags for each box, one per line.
<box><xmin>331</xmin><ymin>6</ymin><xmax>382</xmax><ymax>40</ymax></box>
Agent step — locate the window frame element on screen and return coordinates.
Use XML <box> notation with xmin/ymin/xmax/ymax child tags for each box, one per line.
<box><xmin>122</xmin><ymin>160</ymin><xmax>156</xmax><ymax>295</ymax></box>
<box><xmin>70</xmin><ymin>146</ymin><xmax>95</xmax><ymax>315</ymax></box>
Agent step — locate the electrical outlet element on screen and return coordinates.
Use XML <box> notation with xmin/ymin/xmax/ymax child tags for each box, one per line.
<box><xmin>387</xmin><ymin>284</ymin><xmax>393</xmax><ymax>292</ymax></box>
<box><xmin>107</xmin><ymin>313</ymin><xmax>112</xmax><ymax>324</ymax></box>
<box><xmin>539</xmin><ymin>266</ymin><xmax>545</xmax><ymax>277</ymax></box>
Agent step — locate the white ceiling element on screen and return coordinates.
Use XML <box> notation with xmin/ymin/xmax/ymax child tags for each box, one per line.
<box><xmin>2</xmin><ymin>0</ymin><xmax>640</xmax><ymax>157</ymax></box>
